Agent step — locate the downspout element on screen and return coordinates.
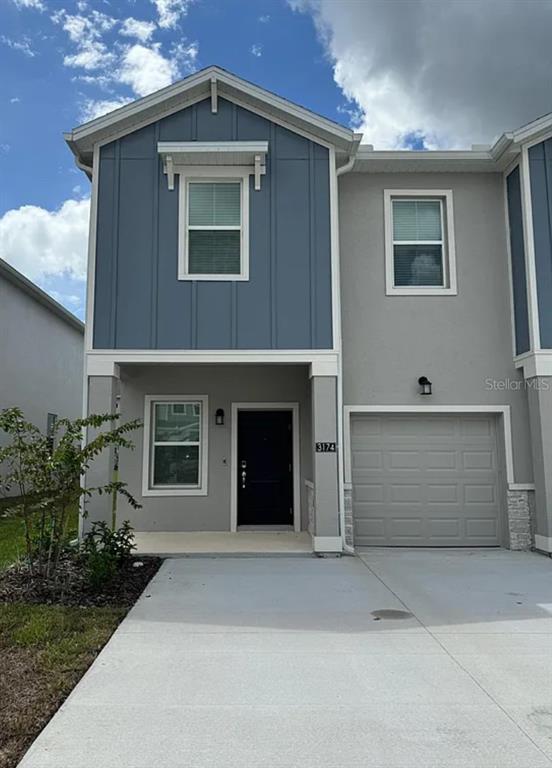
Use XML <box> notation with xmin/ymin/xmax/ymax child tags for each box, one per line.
<box><xmin>335</xmin><ymin>137</ymin><xmax>361</xmax><ymax>555</ymax></box>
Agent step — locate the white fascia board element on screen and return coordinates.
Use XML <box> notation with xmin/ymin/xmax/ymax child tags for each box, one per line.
<box><xmin>158</xmin><ymin>141</ymin><xmax>269</xmax><ymax>155</ymax></box>
<box><xmin>65</xmin><ymin>66</ymin><xmax>356</xmax><ymax>159</ymax></box>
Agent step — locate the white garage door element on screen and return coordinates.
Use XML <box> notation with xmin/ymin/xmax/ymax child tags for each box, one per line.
<box><xmin>351</xmin><ymin>414</ymin><xmax>502</xmax><ymax>547</ymax></box>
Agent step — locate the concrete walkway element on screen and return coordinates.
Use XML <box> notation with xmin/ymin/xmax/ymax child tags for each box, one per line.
<box><xmin>19</xmin><ymin>550</ymin><xmax>552</xmax><ymax>768</ymax></box>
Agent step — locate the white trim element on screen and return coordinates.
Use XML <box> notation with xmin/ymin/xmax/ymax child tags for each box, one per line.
<box><xmin>142</xmin><ymin>395</ymin><xmax>209</xmax><ymax>497</ymax></box>
<box><xmin>343</xmin><ymin>405</ymin><xmax>517</xmax><ymax>487</ymax></box>
<box><xmin>87</xmin><ymin>358</ymin><xmax>120</xmax><ymax>377</ymax></box>
<box><xmin>509</xmin><ymin>483</ymin><xmax>535</xmax><ymax>491</ymax></box>
<box><xmin>210</xmin><ymin>76</ymin><xmax>217</xmax><ymax>114</ymax></box>
<box><xmin>84</xmin><ymin>144</ymin><xmax>99</xmax><ymax>352</ymax></box>
<box><xmin>230</xmin><ymin>402</ymin><xmax>301</xmax><ymax>533</ymax></box>
<box><xmin>86</xmin><ymin>350</ymin><xmax>338</xmax><ymax>372</ymax></box>
<box><xmin>178</xmin><ymin>171</ymin><xmax>250</xmax><ymax>281</ymax></box>
<box><xmin>514</xmin><ymin>351</ymin><xmax>552</xmax><ymax>378</ymax></box>
<box><xmin>534</xmin><ymin>534</ymin><xmax>552</xmax><ymax>553</ymax></box>
<box><xmin>520</xmin><ymin>145</ymin><xmax>541</xmax><ymax>350</ymax></box>
<box><xmin>313</xmin><ymin>536</ymin><xmax>342</xmax><ymax>553</ymax></box>
<box><xmin>383</xmin><ymin>189</ymin><xmax>458</xmax><ymax>296</ymax></box>
<box><xmin>310</xmin><ymin>359</ymin><xmax>339</xmax><ymax>377</ymax></box>
<box><xmin>68</xmin><ymin>67</ymin><xmax>354</xmax><ymax>154</ymax></box>
<box><xmin>503</xmin><ymin>162</ymin><xmax>520</xmax><ymax>361</ymax></box>
<box><xmin>328</xmin><ymin>146</ymin><xmax>349</xmax><ymax>553</ymax></box>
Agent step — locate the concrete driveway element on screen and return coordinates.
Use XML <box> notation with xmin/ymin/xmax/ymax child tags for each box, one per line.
<box><xmin>19</xmin><ymin>549</ymin><xmax>552</xmax><ymax>768</ymax></box>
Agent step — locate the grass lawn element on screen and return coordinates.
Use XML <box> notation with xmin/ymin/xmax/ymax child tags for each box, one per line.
<box><xmin>0</xmin><ymin>603</ymin><xmax>126</xmax><ymax>768</ymax></box>
<box><xmin>0</xmin><ymin>505</ymin><xmax>147</xmax><ymax>768</ymax></box>
<box><xmin>0</xmin><ymin>500</ymin><xmax>79</xmax><ymax>570</ymax></box>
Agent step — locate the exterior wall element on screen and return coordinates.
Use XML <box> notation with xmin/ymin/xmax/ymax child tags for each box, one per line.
<box><xmin>93</xmin><ymin>97</ymin><xmax>332</xmax><ymax>351</ymax></box>
<box><xmin>529</xmin><ymin>139</ymin><xmax>552</xmax><ymax>348</ymax></box>
<box><xmin>109</xmin><ymin>364</ymin><xmax>313</xmax><ymax>532</ymax></box>
<box><xmin>0</xmin><ymin>274</ymin><xmax>84</xmax><ymax>434</ymax></box>
<box><xmin>506</xmin><ymin>166</ymin><xmax>530</xmax><ymax>355</ymax></box>
<box><xmin>339</xmin><ymin>171</ymin><xmax>533</xmax><ymax>487</ymax></box>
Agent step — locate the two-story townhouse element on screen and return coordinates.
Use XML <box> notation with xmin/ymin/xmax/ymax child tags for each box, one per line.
<box><xmin>66</xmin><ymin>66</ymin><xmax>552</xmax><ymax>555</ymax></box>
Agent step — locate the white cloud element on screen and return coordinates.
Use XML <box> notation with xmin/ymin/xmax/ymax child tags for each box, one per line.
<box><xmin>151</xmin><ymin>0</ymin><xmax>192</xmax><ymax>29</ymax></box>
<box><xmin>258</xmin><ymin>14</ymin><xmax>270</xmax><ymax>23</ymax></box>
<box><xmin>79</xmin><ymin>97</ymin><xmax>132</xmax><ymax>121</ymax></box>
<box><xmin>0</xmin><ymin>35</ymin><xmax>36</xmax><ymax>57</ymax></box>
<box><xmin>250</xmin><ymin>43</ymin><xmax>262</xmax><ymax>57</ymax></box>
<box><xmin>12</xmin><ymin>0</ymin><xmax>44</xmax><ymax>10</ymax></box>
<box><xmin>0</xmin><ymin>199</ymin><xmax>90</xmax><ymax>284</ymax></box>
<box><xmin>293</xmin><ymin>0</ymin><xmax>552</xmax><ymax>149</ymax></box>
<box><xmin>53</xmin><ymin>9</ymin><xmax>116</xmax><ymax>71</ymax></box>
<box><xmin>117</xmin><ymin>43</ymin><xmax>180</xmax><ymax>97</ymax></box>
<box><xmin>120</xmin><ymin>17</ymin><xmax>157</xmax><ymax>43</ymax></box>
<box><xmin>10</xmin><ymin>97</ymin><xmax>21</xmax><ymax>103</ymax></box>
<box><xmin>170</xmin><ymin>39</ymin><xmax>198</xmax><ymax>69</ymax></box>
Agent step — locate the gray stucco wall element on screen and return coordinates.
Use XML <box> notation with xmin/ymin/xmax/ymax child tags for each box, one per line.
<box><xmin>94</xmin><ymin>97</ymin><xmax>332</xmax><ymax>351</ymax></box>
<box><xmin>114</xmin><ymin>364</ymin><xmax>312</xmax><ymax>531</ymax></box>
<box><xmin>529</xmin><ymin>138</ymin><xmax>552</xmax><ymax>349</ymax></box>
<box><xmin>506</xmin><ymin>165</ymin><xmax>530</xmax><ymax>355</ymax></box>
<box><xmin>339</xmin><ymin>171</ymin><xmax>533</xmax><ymax>484</ymax></box>
<box><xmin>0</xmin><ymin>274</ymin><xmax>84</xmax><ymax>434</ymax></box>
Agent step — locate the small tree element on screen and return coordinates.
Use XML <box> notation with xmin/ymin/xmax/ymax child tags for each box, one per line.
<box><xmin>0</xmin><ymin>407</ymin><xmax>141</xmax><ymax>580</ymax></box>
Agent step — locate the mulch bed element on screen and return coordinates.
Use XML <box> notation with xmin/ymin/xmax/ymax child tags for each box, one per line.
<box><xmin>0</xmin><ymin>555</ymin><xmax>161</xmax><ymax>607</ymax></box>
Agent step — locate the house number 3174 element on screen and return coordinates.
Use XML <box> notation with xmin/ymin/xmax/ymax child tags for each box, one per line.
<box><xmin>315</xmin><ymin>442</ymin><xmax>336</xmax><ymax>453</ymax></box>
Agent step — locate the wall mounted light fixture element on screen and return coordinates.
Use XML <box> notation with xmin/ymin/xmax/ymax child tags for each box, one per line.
<box><xmin>215</xmin><ymin>408</ymin><xmax>225</xmax><ymax>426</ymax></box>
<box><xmin>418</xmin><ymin>376</ymin><xmax>432</xmax><ymax>396</ymax></box>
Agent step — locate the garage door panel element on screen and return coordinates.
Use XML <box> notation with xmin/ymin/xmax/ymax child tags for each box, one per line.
<box><xmin>462</xmin><ymin>450</ymin><xmax>495</xmax><ymax>470</ymax></box>
<box><xmin>352</xmin><ymin>414</ymin><xmax>501</xmax><ymax>547</ymax></box>
<box><xmin>426</xmin><ymin>450</ymin><xmax>457</xmax><ymax>470</ymax></box>
<box><xmin>427</xmin><ymin>484</ymin><xmax>458</xmax><ymax>503</ymax></box>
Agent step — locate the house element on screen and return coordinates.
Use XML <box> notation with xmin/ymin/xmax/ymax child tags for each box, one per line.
<box><xmin>0</xmin><ymin>257</ymin><xmax>84</xmax><ymax>442</ymax></box>
<box><xmin>66</xmin><ymin>66</ymin><xmax>552</xmax><ymax>554</ymax></box>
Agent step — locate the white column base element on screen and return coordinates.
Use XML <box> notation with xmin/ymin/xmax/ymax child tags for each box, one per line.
<box><xmin>534</xmin><ymin>534</ymin><xmax>552</xmax><ymax>553</ymax></box>
<box><xmin>313</xmin><ymin>536</ymin><xmax>342</xmax><ymax>553</ymax></box>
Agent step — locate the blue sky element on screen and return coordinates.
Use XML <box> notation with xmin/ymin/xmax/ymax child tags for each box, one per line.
<box><xmin>1</xmin><ymin>0</ymin><xmax>551</xmax><ymax>320</ymax></box>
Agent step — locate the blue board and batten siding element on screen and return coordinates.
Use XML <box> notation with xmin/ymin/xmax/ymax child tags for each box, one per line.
<box><xmin>529</xmin><ymin>139</ymin><xmax>552</xmax><ymax>349</ymax></box>
<box><xmin>506</xmin><ymin>165</ymin><xmax>530</xmax><ymax>355</ymax></box>
<box><xmin>93</xmin><ymin>97</ymin><xmax>333</xmax><ymax>350</ymax></box>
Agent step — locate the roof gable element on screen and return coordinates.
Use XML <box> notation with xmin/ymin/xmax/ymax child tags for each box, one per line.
<box><xmin>65</xmin><ymin>66</ymin><xmax>358</xmax><ymax>167</ymax></box>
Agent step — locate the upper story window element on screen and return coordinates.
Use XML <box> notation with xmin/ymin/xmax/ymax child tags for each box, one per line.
<box><xmin>384</xmin><ymin>190</ymin><xmax>457</xmax><ymax>296</ymax></box>
<box><xmin>178</xmin><ymin>172</ymin><xmax>249</xmax><ymax>281</ymax></box>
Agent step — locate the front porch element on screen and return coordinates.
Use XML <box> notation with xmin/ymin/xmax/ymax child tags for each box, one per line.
<box><xmin>84</xmin><ymin>360</ymin><xmax>342</xmax><ymax>553</ymax></box>
<box><xmin>134</xmin><ymin>531</ymin><xmax>313</xmax><ymax>556</ymax></box>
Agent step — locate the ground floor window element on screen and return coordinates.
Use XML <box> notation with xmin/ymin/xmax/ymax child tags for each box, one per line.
<box><xmin>143</xmin><ymin>395</ymin><xmax>208</xmax><ymax>496</ymax></box>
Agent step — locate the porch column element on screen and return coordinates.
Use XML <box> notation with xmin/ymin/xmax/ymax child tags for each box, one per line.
<box><xmin>311</xmin><ymin>375</ymin><xmax>341</xmax><ymax>553</ymax></box>
<box><xmin>527</xmin><ymin>378</ymin><xmax>552</xmax><ymax>552</ymax></box>
<box><xmin>82</xmin><ymin>373</ymin><xmax>120</xmax><ymax>533</ymax></box>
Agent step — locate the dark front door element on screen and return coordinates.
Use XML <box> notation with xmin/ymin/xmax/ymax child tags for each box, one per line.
<box><xmin>237</xmin><ymin>410</ymin><xmax>294</xmax><ymax>526</ymax></box>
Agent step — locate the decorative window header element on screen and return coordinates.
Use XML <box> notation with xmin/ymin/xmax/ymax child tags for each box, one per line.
<box><xmin>158</xmin><ymin>141</ymin><xmax>268</xmax><ymax>191</ymax></box>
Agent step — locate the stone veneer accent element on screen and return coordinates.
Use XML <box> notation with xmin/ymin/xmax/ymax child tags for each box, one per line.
<box><xmin>344</xmin><ymin>485</ymin><xmax>535</xmax><ymax>551</ymax></box>
<box><xmin>507</xmin><ymin>489</ymin><xmax>535</xmax><ymax>551</ymax></box>
<box><xmin>344</xmin><ymin>485</ymin><xmax>354</xmax><ymax>549</ymax></box>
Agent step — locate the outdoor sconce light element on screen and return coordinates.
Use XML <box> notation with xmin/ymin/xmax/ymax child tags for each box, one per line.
<box><xmin>215</xmin><ymin>408</ymin><xmax>225</xmax><ymax>426</ymax></box>
<box><xmin>418</xmin><ymin>376</ymin><xmax>432</xmax><ymax>396</ymax></box>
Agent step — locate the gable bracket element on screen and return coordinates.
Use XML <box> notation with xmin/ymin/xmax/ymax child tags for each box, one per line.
<box><xmin>211</xmin><ymin>77</ymin><xmax>218</xmax><ymax>114</ymax></box>
<box><xmin>163</xmin><ymin>155</ymin><xmax>175</xmax><ymax>191</ymax></box>
<box><xmin>254</xmin><ymin>154</ymin><xmax>265</xmax><ymax>191</ymax></box>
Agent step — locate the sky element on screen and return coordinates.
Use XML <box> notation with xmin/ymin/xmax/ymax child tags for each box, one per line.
<box><xmin>1</xmin><ymin>0</ymin><xmax>552</xmax><ymax>320</ymax></box>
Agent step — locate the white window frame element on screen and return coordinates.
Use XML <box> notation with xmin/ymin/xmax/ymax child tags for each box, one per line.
<box><xmin>142</xmin><ymin>395</ymin><xmax>209</xmax><ymax>497</ymax></box>
<box><xmin>384</xmin><ymin>189</ymin><xmax>457</xmax><ymax>296</ymax></box>
<box><xmin>178</xmin><ymin>167</ymin><xmax>250</xmax><ymax>281</ymax></box>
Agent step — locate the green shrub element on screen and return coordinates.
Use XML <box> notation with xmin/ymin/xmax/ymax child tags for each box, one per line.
<box><xmin>81</xmin><ymin>520</ymin><xmax>136</xmax><ymax>589</ymax></box>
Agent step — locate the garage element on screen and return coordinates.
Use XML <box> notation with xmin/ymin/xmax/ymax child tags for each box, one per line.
<box><xmin>351</xmin><ymin>413</ymin><xmax>503</xmax><ymax>547</ymax></box>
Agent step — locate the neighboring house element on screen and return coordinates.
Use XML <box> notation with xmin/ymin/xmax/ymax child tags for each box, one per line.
<box><xmin>0</xmin><ymin>257</ymin><xmax>84</xmax><ymax>444</ymax></box>
<box><xmin>66</xmin><ymin>66</ymin><xmax>552</xmax><ymax>554</ymax></box>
